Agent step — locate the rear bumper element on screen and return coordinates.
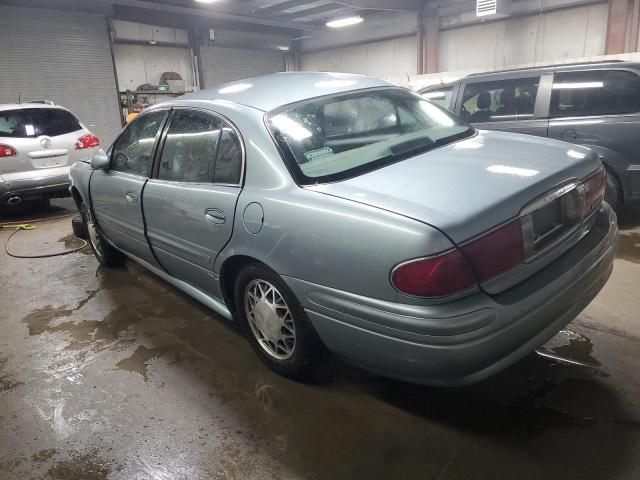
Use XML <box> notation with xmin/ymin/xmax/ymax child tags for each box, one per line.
<box><xmin>284</xmin><ymin>203</ymin><xmax>618</xmax><ymax>386</ymax></box>
<box><xmin>0</xmin><ymin>166</ymin><xmax>70</xmax><ymax>203</ymax></box>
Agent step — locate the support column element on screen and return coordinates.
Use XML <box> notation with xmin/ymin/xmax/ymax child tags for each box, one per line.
<box><xmin>631</xmin><ymin>0</ymin><xmax>640</xmax><ymax>53</ymax></box>
<box><xmin>423</xmin><ymin>9</ymin><xmax>439</xmax><ymax>74</ymax></box>
<box><xmin>418</xmin><ymin>3</ymin><xmax>439</xmax><ymax>74</ymax></box>
<box><xmin>605</xmin><ymin>0</ymin><xmax>629</xmax><ymax>54</ymax></box>
<box><xmin>417</xmin><ymin>2</ymin><xmax>425</xmax><ymax>74</ymax></box>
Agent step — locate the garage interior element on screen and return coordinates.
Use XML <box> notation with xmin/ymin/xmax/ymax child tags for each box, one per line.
<box><xmin>1</xmin><ymin>0</ymin><xmax>640</xmax><ymax>479</ymax></box>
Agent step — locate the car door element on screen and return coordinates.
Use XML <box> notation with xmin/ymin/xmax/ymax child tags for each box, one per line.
<box><xmin>143</xmin><ymin>108</ymin><xmax>244</xmax><ymax>295</ymax></box>
<box><xmin>547</xmin><ymin>69</ymin><xmax>640</xmax><ymax>202</ymax></box>
<box><xmin>456</xmin><ymin>75</ymin><xmax>550</xmax><ymax>138</ymax></box>
<box><xmin>90</xmin><ymin>109</ymin><xmax>168</xmax><ymax>265</ymax></box>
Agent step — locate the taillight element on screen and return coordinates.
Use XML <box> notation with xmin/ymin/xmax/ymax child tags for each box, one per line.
<box><xmin>582</xmin><ymin>167</ymin><xmax>606</xmax><ymax>213</ymax></box>
<box><xmin>391</xmin><ymin>219</ymin><xmax>524</xmax><ymax>298</ymax></box>
<box><xmin>391</xmin><ymin>249</ymin><xmax>477</xmax><ymax>297</ymax></box>
<box><xmin>75</xmin><ymin>134</ymin><xmax>100</xmax><ymax>150</ymax></box>
<box><xmin>0</xmin><ymin>144</ymin><xmax>17</xmax><ymax>157</ymax></box>
<box><xmin>461</xmin><ymin>219</ymin><xmax>524</xmax><ymax>281</ymax></box>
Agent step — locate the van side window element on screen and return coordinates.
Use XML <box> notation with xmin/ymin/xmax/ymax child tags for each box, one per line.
<box><xmin>422</xmin><ymin>88</ymin><xmax>453</xmax><ymax>111</ymax></box>
<box><xmin>460</xmin><ymin>77</ymin><xmax>540</xmax><ymax>123</ymax></box>
<box><xmin>550</xmin><ymin>70</ymin><xmax>640</xmax><ymax>117</ymax></box>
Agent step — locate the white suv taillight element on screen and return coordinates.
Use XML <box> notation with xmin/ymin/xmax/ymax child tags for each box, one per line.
<box><xmin>0</xmin><ymin>144</ymin><xmax>17</xmax><ymax>157</ymax></box>
<box><xmin>75</xmin><ymin>134</ymin><xmax>100</xmax><ymax>150</ymax></box>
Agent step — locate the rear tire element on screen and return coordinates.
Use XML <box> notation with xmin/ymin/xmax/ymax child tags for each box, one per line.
<box><xmin>604</xmin><ymin>171</ymin><xmax>620</xmax><ymax>211</ymax></box>
<box><xmin>80</xmin><ymin>203</ymin><xmax>125</xmax><ymax>268</ymax></box>
<box><xmin>234</xmin><ymin>263</ymin><xmax>324</xmax><ymax>381</ymax></box>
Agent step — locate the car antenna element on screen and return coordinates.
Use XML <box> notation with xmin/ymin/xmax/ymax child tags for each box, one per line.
<box><xmin>18</xmin><ymin>92</ymin><xmax>21</xmax><ymax>103</ymax></box>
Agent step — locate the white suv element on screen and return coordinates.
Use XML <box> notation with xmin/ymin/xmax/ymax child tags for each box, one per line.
<box><xmin>0</xmin><ymin>104</ymin><xmax>100</xmax><ymax>210</ymax></box>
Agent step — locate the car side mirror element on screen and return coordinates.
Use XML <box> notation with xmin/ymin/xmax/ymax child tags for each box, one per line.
<box><xmin>91</xmin><ymin>149</ymin><xmax>110</xmax><ymax>170</ymax></box>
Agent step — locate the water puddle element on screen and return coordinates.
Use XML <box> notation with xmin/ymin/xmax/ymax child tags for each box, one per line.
<box><xmin>535</xmin><ymin>329</ymin><xmax>602</xmax><ymax>369</ymax></box>
<box><xmin>115</xmin><ymin>345</ymin><xmax>174</xmax><ymax>382</ymax></box>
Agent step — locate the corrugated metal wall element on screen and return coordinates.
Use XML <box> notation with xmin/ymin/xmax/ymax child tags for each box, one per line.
<box><xmin>300</xmin><ymin>36</ymin><xmax>418</xmax><ymax>79</ymax></box>
<box><xmin>200</xmin><ymin>47</ymin><xmax>284</xmax><ymax>88</ymax></box>
<box><xmin>0</xmin><ymin>6</ymin><xmax>122</xmax><ymax>144</ymax></box>
<box><xmin>439</xmin><ymin>3</ymin><xmax>609</xmax><ymax>72</ymax></box>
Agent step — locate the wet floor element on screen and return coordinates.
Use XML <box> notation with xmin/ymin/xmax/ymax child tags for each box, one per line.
<box><xmin>1</xmin><ymin>199</ymin><xmax>640</xmax><ymax>479</ymax></box>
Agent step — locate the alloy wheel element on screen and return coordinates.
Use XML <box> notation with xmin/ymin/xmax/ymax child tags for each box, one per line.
<box><xmin>245</xmin><ymin>279</ymin><xmax>296</xmax><ymax>360</ymax></box>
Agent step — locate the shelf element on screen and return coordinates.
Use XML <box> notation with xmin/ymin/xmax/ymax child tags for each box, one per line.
<box><xmin>120</xmin><ymin>90</ymin><xmax>191</xmax><ymax>95</ymax></box>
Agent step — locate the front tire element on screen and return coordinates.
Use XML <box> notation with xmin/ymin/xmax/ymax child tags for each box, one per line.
<box><xmin>80</xmin><ymin>203</ymin><xmax>125</xmax><ymax>268</ymax></box>
<box><xmin>234</xmin><ymin>264</ymin><xmax>324</xmax><ymax>380</ymax></box>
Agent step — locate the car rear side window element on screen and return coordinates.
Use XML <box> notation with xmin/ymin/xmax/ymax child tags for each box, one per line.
<box><xmin>550</xmin><ymin>70</ymin><xmax>640</xmax><ymax>117</ymax></box>
<box><xmin>460</xmin><ymin>77</ymin><xmax>540</xmax><ymax>123</ymax></box>
<box><xmin>158</xmin><ymin>110</ymin><xmax>223</xmax><ymax>183</ymax></box>
<box><xmin>111</xmin><ymin>110</ymin><xmax>166</xmax><ymax>177</ymax></box>
<box><xmin>422</xmin><ymin>87</ymin><xmax>453</xmax><ymax>110</ymax></box>
<box><xmin>0</xmin><ymin>108</ymin><xmax>82</xmax><ymax>138</ymax></box>
<box><xmin>214</xmin><ymin>125</ymin><xmax>242</xmax><ymax>185</ymax></box>
<box><xmin>158</xmin><ymin>110</ymin><xmax>242</xmax><ymax>185</ymax></box>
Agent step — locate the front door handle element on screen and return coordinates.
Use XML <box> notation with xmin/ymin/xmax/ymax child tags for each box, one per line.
<box><xmin>205</xmin><ymin>208</ymin><xmax>226</xmax><ymax>224</ymax></box>
<box><xmin>125</xmin><ymin>191</ymin><xmax>138</xmax><ymax>204</ymax></box>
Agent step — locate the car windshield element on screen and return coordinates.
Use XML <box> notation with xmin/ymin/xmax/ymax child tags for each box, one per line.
<box><xmin>267</xmin><ymin>88</ymin><xmax>473</xmax><ymax>184</ymax></box>
<box><xmin>0</xmin><ymin>108</ymin><xmax>82</xmax><ymax>138</ymax></box>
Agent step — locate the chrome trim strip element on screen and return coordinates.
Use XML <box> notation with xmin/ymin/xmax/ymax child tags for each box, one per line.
<box><xmin>520</xmin><ymin>180</ymin><xmax>579</xmax><ymax>216</ymax></box>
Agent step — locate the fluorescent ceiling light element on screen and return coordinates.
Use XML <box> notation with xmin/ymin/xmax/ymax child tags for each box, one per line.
<box><xmin>195</xmin><ymin>0</ymin><xmax>220</xmax><ymax>3</ymax></box>
<box><xmin>326</xmin><ymin>16</ymin><xmax>363</xmax><ymax>28</ymax></box>
<box><xmin>277</xmin><ymin>46</ymin><xmax>290</xmax><ymax>51</ymax></box>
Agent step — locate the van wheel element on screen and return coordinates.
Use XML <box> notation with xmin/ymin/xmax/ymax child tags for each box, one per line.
<box><xmin>604</xmin><ymin>172</ymin><xmax>620</xmax><ymax>211</ymax></box>
<box><xmin>234</xmin><ymin>264</ymin><xmax>324</xmax><ymax>380</ymax></box>
<box><xmin>80</xmin><ymin>203</ymin><xmax>125</xmax><ymax>268</ymax></box>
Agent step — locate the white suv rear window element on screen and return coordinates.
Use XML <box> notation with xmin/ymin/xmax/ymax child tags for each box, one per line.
<box><xmin>0</xmin><ymin>108</ymin><xmax>82</xmax><ymax>138</ymax></box>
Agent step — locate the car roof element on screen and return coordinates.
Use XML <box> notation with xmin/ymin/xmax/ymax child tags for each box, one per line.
<box><xmin>180</xmin><ymin>72</ymin><xmax>395</xmax><ymax>112</ymax></box>
<box><xmin>0</xmin><ymin>103</ymin><xmax>68</xmax><ymax>113</ymax></box>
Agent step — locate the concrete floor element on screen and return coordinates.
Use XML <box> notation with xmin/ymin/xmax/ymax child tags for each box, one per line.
<box><xmin>0</xmin><ymin>198</ymin><xmax>639</xmax><ymax>480</ymax></box>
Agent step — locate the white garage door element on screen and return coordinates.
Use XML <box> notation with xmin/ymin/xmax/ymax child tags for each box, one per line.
<box><xmin>0</xmin><ymin>6</ymin><xmax>122</xmax><ymax>144</ymax></box>
<box><xmin>200</xmin><ymin>46</ymin><xmax>284</xmax><ymax>88</ymax></box>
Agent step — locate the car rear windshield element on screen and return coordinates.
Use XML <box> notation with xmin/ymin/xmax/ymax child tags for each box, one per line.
<box><xmin>0</xmin><ymin>108</ymin><xmax>83</xmax><ymax>138</ymax></box>
<box><xmin>267</xmin><ymin>88</ymin><xmax>473</xmax><ymax>184</ymax></box>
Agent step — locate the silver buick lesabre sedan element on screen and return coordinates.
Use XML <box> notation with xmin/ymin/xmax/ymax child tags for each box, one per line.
<box><xmin>70</xmin><ymin>72</ymin><xmax>617</xmax><ymax>386</ymax></box>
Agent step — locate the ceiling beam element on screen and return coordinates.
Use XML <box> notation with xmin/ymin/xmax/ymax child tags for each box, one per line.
<box><xmin>92</xmin><ymin>0</ymin><xmax>320</xmax><ymax>30</ymax></box>
<box><xmin>333</xmin><ymin>0</ymin><xmax>419</xmax><ymax>11</ymax></box>
<box><xmin>280</xmin><ymin>3</ymin><xmax>347</xmax><ymax>20</ymax></box>
<box><xmin>254</xmin><ymin>0</ymin><xmax>326</xmax><ymax>14</ymax></box>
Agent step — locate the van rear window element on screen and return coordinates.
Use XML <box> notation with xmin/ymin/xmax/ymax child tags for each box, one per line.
<box><xmin>0</xmin><ymin>108</ymin><xmax>82</xmax><ymax>138</ymax></box>
<box><xmin>550</xmin><ymin>70</ymin><xmax>640</xmax><ymax>117</ymax></box>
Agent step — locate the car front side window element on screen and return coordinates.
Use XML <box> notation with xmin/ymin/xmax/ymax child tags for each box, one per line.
<box><xmin>111</xmin><ymin>110</ymin><xmax>166</xmax><ymax>177</ymax></box>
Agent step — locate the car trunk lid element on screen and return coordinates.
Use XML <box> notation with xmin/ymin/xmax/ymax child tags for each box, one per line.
<box><xmin>307</xmin><ymin>130</ymin><xmax>603</xmax><ymax>294</ymax></box>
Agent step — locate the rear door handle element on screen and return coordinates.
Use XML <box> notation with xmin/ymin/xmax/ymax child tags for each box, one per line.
<box><xmin>205</xmin><ymin>208</ymin><xmax>226</xmax><ymax>224</ymax></box>
<box><xmin>125</xmin><ymin>191</ymin><xmax>138</xmax><ymax>204</ymax></box>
